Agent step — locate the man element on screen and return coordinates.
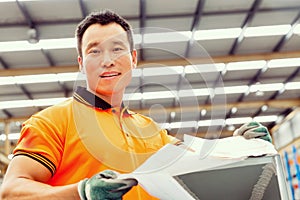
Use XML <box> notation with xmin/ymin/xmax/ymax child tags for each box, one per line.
<box><xmin>0</xmin><ymin>10</ymin><xmax>271</xmax><ymax>200</ymax></box>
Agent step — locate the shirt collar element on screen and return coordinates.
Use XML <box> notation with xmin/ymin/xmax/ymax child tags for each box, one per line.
<box><xmin>73</xmin><ymin>86</ymin><xmax>113</xmax><ymax>110</ymax></box>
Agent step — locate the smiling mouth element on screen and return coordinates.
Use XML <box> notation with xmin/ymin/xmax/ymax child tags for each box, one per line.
<box><xmin>99</xmin><ymin>73</ymin><xmax>121</xmax><ymax>78</ymax></box>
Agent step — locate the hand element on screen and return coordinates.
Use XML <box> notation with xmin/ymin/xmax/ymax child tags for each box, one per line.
<box><xmin>78</xmin><ymin>170</ymin><xmax>138</xmax><ymax>200</ymax></box>
<box><xmin>233</xmin><ymin>121</ymin><xmax>272</xmax><ymax>143</ymax></box>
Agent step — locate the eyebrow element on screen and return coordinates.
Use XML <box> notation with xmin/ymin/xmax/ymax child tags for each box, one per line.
<box><xmin>85</xmin><ymin>41</ymin><xmax>100</xmax><ymax>52</ymax></box>
<box><xmin>85</xmin><ymin>40</ymin><xmax>127</xmax><ymax>52</ymax></box>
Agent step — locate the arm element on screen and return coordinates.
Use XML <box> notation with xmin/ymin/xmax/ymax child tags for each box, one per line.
<box><xmin>0</xmin><ymin>155</ymin><xmax>80</xmax><ymax>200</ymax></box>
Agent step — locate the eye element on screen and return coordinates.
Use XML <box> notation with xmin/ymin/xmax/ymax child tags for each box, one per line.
<box><xmin>89</xmin><ymin>49</ymin><xmax>101</xmax><ymax>54</ymax></box>
<box><xmin>113</xmin><ymin>47</ymin><xmax>124</xmax><ymax>52</ymax></box>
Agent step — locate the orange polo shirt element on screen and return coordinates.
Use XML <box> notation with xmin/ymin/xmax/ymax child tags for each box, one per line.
<box><xmin>14</xmin><ymin>86</ymin><xmax>177</xmax><ymax>199</ymax></box>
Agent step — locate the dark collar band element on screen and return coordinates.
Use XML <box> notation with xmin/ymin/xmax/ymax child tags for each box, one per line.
<box><xmin>73</xmin><ymin>86</ymin><xmax>112</xmax><ymax>110</ymax></box>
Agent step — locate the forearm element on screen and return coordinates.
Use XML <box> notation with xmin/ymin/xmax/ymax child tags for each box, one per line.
<box><xmin>1</xmin><ymin>177</ymin><xmax>80</xmax><ymax>200</ymax></box>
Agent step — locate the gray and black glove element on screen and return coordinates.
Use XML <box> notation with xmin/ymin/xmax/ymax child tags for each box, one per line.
<box><xmin>233</xmin><ymin>121</ymin><xmax>272</xmax><ymax>143</ymax></box>
<box><xmin>78</xmin><ymin>170</ymin><xmax>138</xmax><ymax>200</ymax></box>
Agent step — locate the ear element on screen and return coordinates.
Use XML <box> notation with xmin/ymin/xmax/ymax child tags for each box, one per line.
<box><xmin>78</xmin><ymin>56</ymin><xmax>85</xmax><ymax>73</ymax></box>
<box><xmin>131</xmin><ymin>49</ymin><xmax>138</xmax><ymax>69</ymax></box>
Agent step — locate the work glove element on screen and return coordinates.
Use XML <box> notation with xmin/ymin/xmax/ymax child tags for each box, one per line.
<box><xmin>233</xmin><ymin>121</ymin><xmax>272</xmax><ymax>143</ymax></box>
<box><xmin>78</xmin><ymin>170</ymin><xmax>138</xmax><ymax>200</ymax></box>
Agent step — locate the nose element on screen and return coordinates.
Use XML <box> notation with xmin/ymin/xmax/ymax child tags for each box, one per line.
<box><xmin>101</xmin><ymin>51</ymin><xmax>114</xmax><ymax>68</ymax></box>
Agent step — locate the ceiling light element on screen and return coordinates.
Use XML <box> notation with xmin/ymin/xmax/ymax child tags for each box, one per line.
<box><xmin>0</xmin><ymin>38</ymin><xmax>75</xmax><ymax>52</ymax></box>
<box><xmin>144</xmin><ymin>31</ymin><xmax>191</xmax><ymax>44</ymax></box>
<box><xmin>200</xmin><ymin>109</ymin><xmax>207</xmax><ymax>116</ymax></box>
<box><xmin>227</xmin><ymin>124</ymin><xmax>235</xmax><ymax>131</ymax></box>
<box><xmin>250</xmin><ymin>83</ymin><xmax>284</xmax><ymax>92</ymax></box>
<box><xmin>267</xmin><ymin>58</ymin><xmax>300</xmax><ymax>68</ymax></box>
<box><xmin>170</xmin><ymin>121</ymin><xmax>197</xmax><ymax>129</ymax></box>
<box><xmin>285</xmin><ymin>82</ymin><xmax>300</xmax><ymax>90</ymax></box>
<box><xmin>293</xmin><ymin>24</ymin><xmax>300</xmax><ymax>35</ymax></box>
<box><xmin>142</xmin><ymin>91</ymin><xmax>176</xmax><ymax>100</ymax></box>
<box><xmin>253</xmin><ymin>115</ymin><xmax>278</xmax><ymax>123</ymax></box>
<box><xmin>123</xmin><ymin>92</ymin><xmax>142</xmax><ymax>101</ymax></box>
<box><xmin>0</xmin><ymin>98</ymin><xmax>67</xmax><ymax>109</ymax></box>
<box><xmin>225</xmin><ymin>117</ymin><xmax>252</xmax><ymax>125</ymax></box>
<box><xmin>0</xmin><ymin>133</ymin><xmax>20</xmax><ymax>141</ymax></box>
<box><xmin>184</xmin><ymin>63</ymin><xmax>225</xmax><ymax>73</ymax></box>
<box><xmin>215</xmin><ymin>85</ymin><xmax>249</xmax><ymax>95</ymax></box>
<box><xmin>226</xmin><ymin>60</ymin><xmax>266</xmax><ymax>71</ymax></box>
<box><xmin>27</xmin><ymin>28</ymin><xmax>39</xmax><ymax>44</ymax></box>
<box><xmin>15</xmin><ymin>74</ymin><xmax>58</xmax><ymax>84</ymax></box>
<box><xmin>198</xmin><ymin>119</ymin><xmax>225</xmax><ymax>127</ymax></box>
<box><xmin>261</xmin><ymin>105</ymin><xmax>268</xmax><ymax>112</ymax></box>
<box><xmin>170</xmin><ymin>111</ymin><xmax>176</xmax><ymax>119</ymax></box>
<box><xmin>231</xmin><ymin>107</ymin><xmax>238</xmax><ymax>114</ymax></box>
<box><xmin>244</xmin><ymin>24</ymin><xmax>291</xmax><ymax>37</ymax></box>
<box><xmin>194</xmin><ymin>28</ymin><xmax>242</xmax><ymax>40</ymax></box>
<box><xmin>143</xmin><ymin>66</ymin><xmax>183</xmax><ymax>76</ymax></box>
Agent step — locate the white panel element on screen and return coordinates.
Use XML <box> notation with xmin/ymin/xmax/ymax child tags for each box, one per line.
<box><xmin>199</xmin><ymin>14</ymin><xmax>246</xmax><ymax>30</ymax></box>
<box><xmin>85</xmin><ymin>0</ymin><xmax>140</xmax><ymax>16</ymax></box>
<box><xmin>147</xmin><ymin>0</ymin><xmax>198</xmax><ymax>15</ymax></box>
<box><xmin>1</xmin><ymin>51</ymin><xmax>49</xmax><ymax>69</ymax></box>
<box><xmin>291</xmin><ymin>112</ymin><xmax>300</xmax><ymax>137</ymax></box>
<box><xmin>39</xmin><ymin>24</ymin><xmax>78</xmax><ymax>39</ymax></box>
<box><xmin>204</xmin><ymin>0</ymin><xmax>253</xmax><ymax>12</ymax></box>
<box><xmin>261</xmin><ymin>0</ymin><xmax>300</xmax><ymax>9</ymax></box>
<box><xmin>147</xmin><ymin>17</ymin><xmax>193</xmax><ymax>31</ymax></box>
<box><xmin>236</xmin><ymin>36</ymin><xmax>282</xmax><ymax>54</ymax></box>
<box><xmin>0</xmin><ymin>27</ymin><xmax>29</xmax><ymax>42</ymax></box>
<box><xmin>24</xmin><ymin>1</ymin><xmax>81</xmax><ymax>21</ymax></box>
<box><xmin>251</xmin><ymin>10</ymin><xmax>299</xmax><ymax>26</ymax></box>
<box><xmin>0</xmin><ymin>2</ymin><xmax>24</xmax><ymax>23</ymax></box>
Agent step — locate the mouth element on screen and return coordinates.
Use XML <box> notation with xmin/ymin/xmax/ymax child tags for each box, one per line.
<box><xmin>99</xmin><ymin>72</ymin><xmax>121</xmax><ymax>78</ymax></box>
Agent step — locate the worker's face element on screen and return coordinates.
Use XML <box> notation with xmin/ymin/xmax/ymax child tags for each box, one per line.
<box><xmin>78</xmin><ymin>23</ymin><xmax>137</xmax><ymax>97</ymax></box>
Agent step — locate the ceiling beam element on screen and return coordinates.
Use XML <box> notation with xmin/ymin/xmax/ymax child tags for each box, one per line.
<box><xmin>273</xmin><ymin>11</ymin><xmax>300</xmax><ymax>52</ymax></box>
<box><xmin>185</xmin><ymin>0</ymin><xmax>206</xmax><ymax>57</ymax></box>
<box><xmin>229</xmin><ymin>0</ymin><xmax>262</xmax><ymax>55</ymax></box>
<box><xmin>1</xmin><ymin>51</ymin><xmax>300</xmax><ymax>76</ymax></box>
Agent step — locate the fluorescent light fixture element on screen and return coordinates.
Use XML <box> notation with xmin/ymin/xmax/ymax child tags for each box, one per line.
<box><xmin>226</xmin><ymin>117</ymin><xmax>252</xmax><ymax>125</ymax></box>
<box><xmin>215</xmin><ymin>85</ymin><xmax>249</xmax><ymax>95</ymax></box>
<box><xmin>133</xmin><ymin>34</ymin><xmax>142</xmax><ymax>45</ymax></box>
<box><xmin>267</xmin><ymin>58</ymin><xmax>300</xmax><ymax>68</ymax></box>
<box><xmin>250</xmin><ymin>83</ymin><xmax>284</xmax><ymax>92</ymax></box>
<box><xmin>142</xmin><ymin>91</ymin><xmax>177</xmax><ymax>100</ymax></box>
<box><xmin>0</xmin><ymin>72</ymin><xmax>82</xmax><ymax>86</ymax></box>
<box><xmin>285</xmin><ymin>82</ymin><xmax>300</xmax><ymax>90</ymax></box>
<box><xmin>0</xmin><ymin>133</ymin><xmax>20</xmax><ymax>141</ymax></box>
<box><xmin>57</xmin><ymin>72</ymin><xmax>83</xmax><ymax>82</ymax></box>
<box><xmin>144</xmin><ymin>31</ymin><xmax>191</xmax><ymax>44</ymax></box>
<box><xmin>15</xmin><ymin>74</ymin><xmax>58</xmax><ymax>84</ymax></box>
<box><xmin>132</xmin><ymin>68</ymin><xmax>142</xmax><ymax>77</ymax></box>
<box><xmin>226</xmin><ymin>60</ymin><xmax>266</xmax><ymax>71</ymax></box>
<box><xmin>0</xmin><ymin>38</ymin><xmax>75</xmax><ymax>52</ymax></box>
<box><xmin>170</xmin><ymin>121</ymin><xmax>197</xmax><ymax>129</ymax></box>
<box><xmin>198</xmin><ymin>119</ymin><xmax>225</xmax><ymax>127</ymax></box>
<box><xmin>123</xmin><ymin>92</ymin><xmax>142</xmax><ymax>101</ymax></box>
<box><xmin>143</xmin><ymin>66</ymin><xmax>184</xmax><ymax>76</ymax></box>
<box><xmin>244</xmin><ymin>24</ymin><xmax>291</xmax><ymax>37</ymax></box>
<box><xmin>0</xmin><ymin>97</ymin><xmax>68</xmax><ymax>109</ymax></box>
<box><xmin>194</xmin><ymin>28</ymin><xmax>242</xmax><ymax>40</ymax></box>
<box><xmin>184</xmin><ymin>63</ymin><xmax>225</xmax><ymax>73</ymax></box>
<box><xmin>178</xmin><ymin>88</ymin><xmax>211</xmax><ymax>97</ymax></box>
<box><xmin>0</xmin><ymin>76</ymin><xmax>15</xmax><ymax>85</ymax></box>
<box><xmin>253</xmin><ymin>115</ymin><xmax>278</xmax><ymax>123</ymax></box>
<box><xmin>294</xmin><ymin>24</ymin><xmax>300</xmax><ymax>34</ymax></box>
